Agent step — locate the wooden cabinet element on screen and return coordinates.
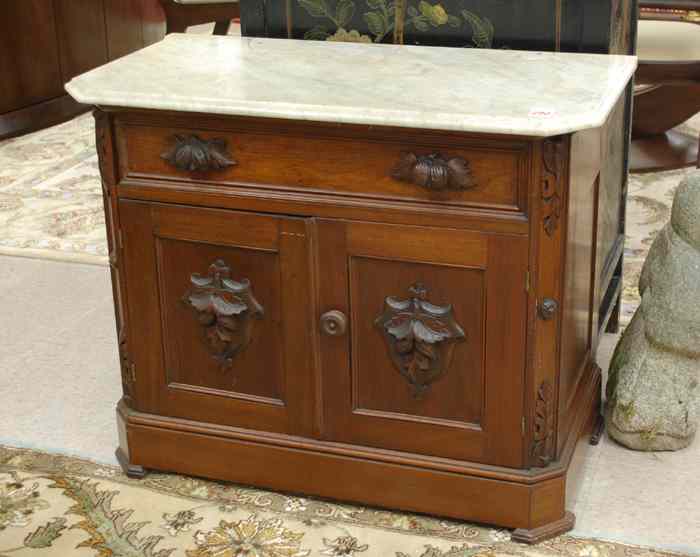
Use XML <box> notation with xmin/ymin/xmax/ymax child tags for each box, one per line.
<box><xmin>97</xmin><ymin>107</ymin><xmax>615</xmax><ymax>542</ymax></box>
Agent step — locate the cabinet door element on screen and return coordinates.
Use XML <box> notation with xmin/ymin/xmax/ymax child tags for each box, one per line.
<box><xmin>119</xmin><ymin>200</ymin><xmax>315</xmax><ymax>436</ymax></box>
<box><xmin>318</xmin><ymin>220</ymin><xmax>528</xmax><ymax>467</ymax></box>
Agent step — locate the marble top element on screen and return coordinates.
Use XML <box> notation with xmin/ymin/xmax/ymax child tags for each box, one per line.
<box><xmin>66</xmin><ymin>34</ymin><xmax>637</xmax><ymax>137</ymax></box>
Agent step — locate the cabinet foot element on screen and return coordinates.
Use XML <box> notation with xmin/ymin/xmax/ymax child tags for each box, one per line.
<box><xmin>511</xmin><ymin>512</ymin><xmax>575</xmax><ymax>544</ymax></box>
<box><xmin>115</xmin><ymin>448</ymin><xmax>147</xmax><ymax>479</ymax></box>
<box><xmin>590</xmin><ymin>413</ymin><xmax>605</xmax><ymax>446</ymax></box>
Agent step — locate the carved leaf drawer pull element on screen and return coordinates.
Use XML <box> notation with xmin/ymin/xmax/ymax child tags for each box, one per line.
<box><xmin>391</xmin><ymin>152</ymin><xmax>476</xmax><ymax>191</ymax></box>
<box><xmin>182</xmin><ymin>259</ymin><xmax>263</xmax><ymax>370</ymax></box>
<box><xmin>375</xmin><ymin>282</ymin><xmax>466</xmax><ymax>398</ymax></box>
<box><xmin>161</xmin><ymin>134</ymin><xmax>237</xmax><ymax>172</ymax></box>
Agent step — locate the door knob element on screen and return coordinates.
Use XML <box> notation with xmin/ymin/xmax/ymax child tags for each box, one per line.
<box><xmin>320</xmin><ymin>310</ymin><xmax>348</xmax><ymax>336</ymax></box>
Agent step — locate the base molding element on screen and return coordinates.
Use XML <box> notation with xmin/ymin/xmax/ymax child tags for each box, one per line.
<box><xmin>512</xmin><ymin>512</ymin><xmax>576</xmax><ymax>544</ymax></box>
<box><xmin>0</xmin><ymin>95</ymin><xmax>88</xmax><ymax>140</ymax></box>
<box><xmin>115</xmin><ymin>365</ymin><xmax>600</xmax><ymax>541</ymax></box>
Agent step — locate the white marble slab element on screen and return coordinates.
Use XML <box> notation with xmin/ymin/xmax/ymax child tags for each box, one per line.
<box><xmin>66</xmin><ymin>34</ymin><xmax>637</xmax><ymax>137</ymax></box>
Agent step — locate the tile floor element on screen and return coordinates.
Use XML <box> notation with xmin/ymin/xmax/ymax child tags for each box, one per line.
<box><xmin>1</xmin><ymin>256</ymin><xmax>699</xmax><ymax>555</ymax></box>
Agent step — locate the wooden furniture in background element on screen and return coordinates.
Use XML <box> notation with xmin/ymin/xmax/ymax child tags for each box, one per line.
<box><xmin>160</xmin><ymin>0</ymin><xmax>240</xmax><ymax>35</ymax></box>
<box><xmin>68</xmin><ymin>35</ymin><xmax>635</xmax><ymax>543</ymax></box>
<box><xmin>631</xmin><ymin>6</ymin><xmax>700</xmax><ymax>172</ymax></box>
<box><xmin>0</xmin><ymin>0</ymin><xmax>165</xmax><ymax>140</ymax></box>
<box><xmin>640</xmin><ymin>0</ymin><xmax>700</xmax><ymax>21</ymax></box>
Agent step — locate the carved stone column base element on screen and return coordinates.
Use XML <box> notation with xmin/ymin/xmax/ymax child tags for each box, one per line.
<box><xmin>511</xmin><ymin>512</ymin><xmax>576</xmax><ymax>544</ymax></box>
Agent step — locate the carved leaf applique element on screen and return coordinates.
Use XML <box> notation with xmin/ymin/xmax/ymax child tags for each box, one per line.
<box><xmin>531</xmin><ymin>380</ymin><xmax>555</xmax><ymax>466</ymax></box>
<box><xmin>375</xmin><ymin>283</ymin><xmax>465</xmax><ymax>398</ymax></box>
<box><xmin>183</xmin><ymin>260</ymin><xmax>264</xmax><ymax>371</ymax></box>
<box><xmin>161</xmin><ymin>135</ymin><xmax>236</xmax><ymax>173</ymax></box>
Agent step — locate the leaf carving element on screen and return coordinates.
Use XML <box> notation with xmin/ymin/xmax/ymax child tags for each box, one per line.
<box><xmin>375</xmin><ymin>283</ymin><xmax>466</xmax><ymax>398</ymax></box>
<box><xmin>531</xmin><ymin>380</ymin><xmax>555</xmax><ymax>467</ymax></box>
<box><xmin>183</xmin><ymin>260</ymin><xmax>264</xmax><ymax>371</ymax></box>
<box><xmin>161</xmin><ymin>135</ymin><xmax>236</xmax><ymax>173</ymax></box>
<box><xmin>392</xmin><ymin>152</ymin><xmax>476</xmax><ymax>191</ymax></box>
<box><xmin>541</xmin><ymin>138</ymin><xmax>565</xmax><ymax>236</ymax></box>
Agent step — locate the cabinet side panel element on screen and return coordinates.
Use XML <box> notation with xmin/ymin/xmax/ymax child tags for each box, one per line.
<box><xmin>557</xmin><ymin>128</ymin><xmax>600</xmax><ymax>454</ymax></box>
<box><xmin>595</xmin><ymin>95</ymin><xmax>627</xmax><ymax>335</ymax></box>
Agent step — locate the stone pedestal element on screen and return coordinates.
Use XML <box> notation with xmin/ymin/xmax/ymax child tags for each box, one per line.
<box><xmin>607</xmin><ymin>172</ymin><xmax>700</xmax><ymax>451</ymax></box>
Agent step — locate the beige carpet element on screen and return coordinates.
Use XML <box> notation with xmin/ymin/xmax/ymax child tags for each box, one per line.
<box><xmin>0</xmin><ymin>445</ymin><xmax>693</xmax><ymax>557</ymax></box>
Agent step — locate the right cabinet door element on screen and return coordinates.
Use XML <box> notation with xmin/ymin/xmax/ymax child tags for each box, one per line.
<box><xmin>318</xmin><ymin>220</ymin><xmax>528</xmax><ymax>467</ymax></box>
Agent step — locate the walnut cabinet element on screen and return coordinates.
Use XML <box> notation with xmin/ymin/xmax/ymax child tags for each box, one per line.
<box><xmin>99</xmin><ymin>108</ymin><xmax>613</xmax><ymax>543</ymax></box>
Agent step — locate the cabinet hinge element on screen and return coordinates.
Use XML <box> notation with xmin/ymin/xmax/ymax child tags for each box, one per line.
<box><xmin>525</xmin><ymin>270</ymin><xmax>531</xmax><ymax>293</ymax></box>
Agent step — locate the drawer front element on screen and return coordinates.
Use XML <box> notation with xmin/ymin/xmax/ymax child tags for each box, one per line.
<box><xmin>116</xmin><ymin>119</ymin><xmax>529</xmax><ymax>213</ymax></box>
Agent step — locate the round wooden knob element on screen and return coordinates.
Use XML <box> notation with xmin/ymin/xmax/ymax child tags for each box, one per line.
<box><xmin>320</xmin><ymin>310</ymin><xmax>348</xmax><ymax>336</ymax></box>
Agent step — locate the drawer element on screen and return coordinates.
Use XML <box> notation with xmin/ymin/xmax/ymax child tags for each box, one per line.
<box><xmin>116</xmin><ymin>118</ymin><xmax>530</xmax><ymax>213</ymax></box>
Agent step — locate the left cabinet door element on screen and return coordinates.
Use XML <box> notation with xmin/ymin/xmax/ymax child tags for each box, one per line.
<box><xmin>118</xmin><ymin>200</ymin><xmax>316</xmax><ymax>437</ymax></box>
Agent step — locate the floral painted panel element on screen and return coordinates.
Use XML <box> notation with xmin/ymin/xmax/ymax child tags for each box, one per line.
<box><xmin>253</xmin><ymin>0</ymin><xmax>564</xmax><ymax>50</ymax></box>
<box><xmin>296</xmin><ymin>0</ymin><xmax>495</xmax><ymax>47</ymax></box>
<box><xmin>242</xmin><ymin>0</ymin><xmax>640</xmax><ymax>54</ymax></box>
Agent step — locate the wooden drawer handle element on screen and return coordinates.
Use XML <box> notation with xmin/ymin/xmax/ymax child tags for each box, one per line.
<box><xmin>161</xmin><ymin>134</ymin><xmax>237</xmax><ymax>172</ymax></box>
<box><xmin>391</xmin><ymin>152</ymin><xmax>476</xmax><ymax>191</ymax></box>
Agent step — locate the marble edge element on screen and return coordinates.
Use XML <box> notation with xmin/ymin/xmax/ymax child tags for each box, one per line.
<box><xmin>64</xmin><ymin>42</ymin><xmax>637</xmax><ymax>138</ymax></box>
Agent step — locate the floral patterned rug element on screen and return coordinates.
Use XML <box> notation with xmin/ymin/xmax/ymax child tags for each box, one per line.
<box><xmin>0</xmin><ymin>445</ymin><xmax>693</xmax><ymax>557</ymax></box>
<box><xmin>622</xmin><ymin>164</ymin><xmax>699</xmax><ymax>323</ymax></box>
<box><xmin>0</xmin><ymin>114</ymin><xmax>106</xmax><ymax>266</ymax></box>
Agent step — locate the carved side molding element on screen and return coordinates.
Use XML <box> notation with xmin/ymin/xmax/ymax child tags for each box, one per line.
<box><xmin>531</xmin><ymin>380</ymin><xmax>556</xmax><ymax>467</ymax></box>
<box><xmin>161</xmin><ymin>135</ymin><xmax>237</xmax><ymax>172</ymax></box>
<box><xmin>183</xmin><ymin>259</ymin><xmax>263</xmax><ymax>370</ymax></box>
<box><xmin>375</xmin><ymin>282</ymin><xmax>466</xmax><ymax>398</ymax></box>
<box><xmin>391</xmin><ymin>152</ymin><xmax>476</xmax><ymax>191</ymax></box>
<box><xmin>541</xmin><ymin>138</ymin><xmax>565</xmax><ymax>236</ymax></box>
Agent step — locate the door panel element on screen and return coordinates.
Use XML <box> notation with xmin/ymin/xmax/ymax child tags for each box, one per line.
<box><xmin>350</xmin><ymin>257</ymin><xmax>485</xmax><ymax>426</ymax></box>
<box><xmin>318</xmin><ymin>220</ymin><xmax>528</xmax><ymax>466</ymax></box>
<box><xmin>120</xmin><ymin>200</ymin><xmax>315</xmax><ymax>436</ymax></box>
